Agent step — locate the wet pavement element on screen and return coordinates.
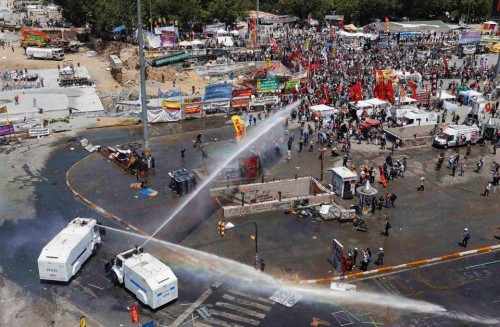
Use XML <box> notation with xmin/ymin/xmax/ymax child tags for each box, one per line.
<box><xmin>1</xmin><ymin>111</ymin><xmax>499</xmax><ymax>326</ymax></box>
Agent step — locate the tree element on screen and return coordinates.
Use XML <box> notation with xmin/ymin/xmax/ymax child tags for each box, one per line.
<box><xmin>207</xmin><ymin>0</ymin><xmax>251</xmax><ymax>26</ymax></box>
<box><xmin>284</xmin><ymin>0</ymin><xmax>334</xmax><ymax>20</ymax></box>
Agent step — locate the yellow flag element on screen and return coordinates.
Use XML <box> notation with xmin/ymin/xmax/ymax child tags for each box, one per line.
<box><xmin>231</xmin><ymin>115</ymin><xmax>246</xmax><ymax>141</ymax></box>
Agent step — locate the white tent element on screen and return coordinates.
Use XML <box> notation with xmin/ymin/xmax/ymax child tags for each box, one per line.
<box><xmin>366</xmin><ymin>98</ymin><xmax>390</xmax><ymax>107</ymax></box>
<box><xmin>179</xmin><ymin>41</ymin><xmax>192</xmax><ymax>47</ymax></box>
<box><xmin>230</xmin><ymin>30</ymin><xmax>240</xmax><ymax>36</ymax></box>
<box><xmin>439</xmin><ymin>92</ymin><xmax>455</xmax><ymax>100</ymax></box>
<box><xmin>310</xmin><ymin>104</ymin><xmax>338</xmax><ymax>117</ymax></box>
<box><xmin>191</xmin><ymin>39</ymin><xmax>205</xmax><ymax>46</ymax></box>
<box><xmin>217</xmin><ymin>28</ymin><xmax>228</xmax><ymax>34</ymax></box>
<box><xmin>395</xmin><ymin>96</ymin><xmax>417</xmax><ymax>105</ymax></box>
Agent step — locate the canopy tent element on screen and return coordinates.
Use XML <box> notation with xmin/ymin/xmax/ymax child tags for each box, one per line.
<box><xmin>310</xmin><ymin>104</ymin><xmax>338</xmax><ymax>118</ymax></box>
<box><xmin>343</xmin><ymin>24</ymin><xmax>358</xmax><ymax>31</ymax></box>
<box><xmin>365</xmin><ymin>98</ymin><xmax>390</xmax><ymax>107</ymax></box>
<box><xmin>338</xmin><ymin>30</ymin><xmax>372</xmax><ymax>38</ymax></box>
<box><xmin>360</xmin><ymin>119</ymin><xmax>380</xmax><ymax>129</ymax></box>
<box><xmin>230</xmin><ymin>30</ymin><xmax>240</xmax><ymax>36</ymax></box>
<box><xmin>191</xmin><ymin>39</ymin><xmax>205</xmax><ymax>46</ymax></box>
<box><xmin>216</xmin><ymin>28</ymin><xmax>228</xmax><ymax>34</ymax></box>
<box><xmin>395</xmin><ymin>96</ymin><xmax>417</xmax><ymax>105</ymax></box>
<box><xmin>483</xmin><ymin>21</ymin><xmax>497</xmax><ymax>30</ymax></box>
<box><xmin>439</xmin><ymin>92</ymin><xmax>455</xmax><ymax>100</ymax></box>
<box><xmin>349</xmin><ymin>100</ymin><xmax>373</xmax><ymax>109</ymax></box>
<box><xmin>178</xmin><ymin>40</ymin><xmax>192</xmax><ymax>47</ymax></box>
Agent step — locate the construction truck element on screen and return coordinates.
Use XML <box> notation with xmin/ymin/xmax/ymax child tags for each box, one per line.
<box><xmin>105</xmin><ymin>246</ymin><xmax>178</xmax><ymax>309</ymax></box>
<box><xmin>20</xmin><ymin>28</ymin><xmax>51</xmax><ymax>48</ymax></box>
<box><xmin>26</xmin><ymin>47</ymin><xmax>64</xmax><ymax>60</ymax></box>
<box><xmin>38</xmin><ymin>218</ymin><xmax>105</xmax><ymax>282</ymax></box>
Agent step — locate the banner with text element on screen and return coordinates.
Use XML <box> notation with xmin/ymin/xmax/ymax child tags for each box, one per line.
<box><xmin>0</xmin><ymin>124</ymin><xmax>14</xmax><ymax>136</ymax></box>
<box><xmin>204</xmin><ymin>82</ymin><xmax>233</xmax><ymax>101</ymax></box>
<box><xmin>257</xmin><ymin>78</ymin><xmax>279</xmax><ymax>93</ymax></box>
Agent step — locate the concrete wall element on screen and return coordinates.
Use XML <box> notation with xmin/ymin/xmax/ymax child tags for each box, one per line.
<box><xmin>211</xmin><ymin>177</ymin><xmax>326</xmax><ymax>203</ymax></box>
<box><xmin>222</xmin><ymin>193</ymin><xmax>335</xmax><ymax>218</ymax></box>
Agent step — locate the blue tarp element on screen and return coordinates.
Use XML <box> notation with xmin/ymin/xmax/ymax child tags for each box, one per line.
<box><xmin>112</xmin><ymin>25</ymin><xmax>126</xmax><ymax>34</ymax></box>
<box><xmin>158</xmin><ymin>88</ymin><xmax>181</xmax><ymax>99</ymax></box>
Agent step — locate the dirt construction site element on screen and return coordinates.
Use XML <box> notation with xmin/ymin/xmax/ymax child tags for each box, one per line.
<box><xmin>0</xmin><ymin>41</ymin><xmax>210</xmax><ymax>110</ymax></box>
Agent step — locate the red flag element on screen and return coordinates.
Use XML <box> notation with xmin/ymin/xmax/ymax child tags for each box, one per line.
<box><xmin>385</xmin><ymin>81</ymin><xmax>394</xmax><ymax>103</ymax></box>
<box><xmin>129</xmin><ymin>304</ymin><xmax>140</xmax><ymax>323</ymax></box>
<box><xmin>374</xmin><ymin>81</ymin><xmax>386</xmax><ymax>100</ymax></box>
<box><xmin>349</xmin><ymin>83</ymin><xmax>363</xmax><ymax>101</ymax></box>
<box><xmin>408</xmin><ymin>80</ymin><xmax>418</xmax><ymax>99</ymax></box>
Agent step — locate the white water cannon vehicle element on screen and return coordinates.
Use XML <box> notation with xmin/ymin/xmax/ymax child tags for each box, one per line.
<box><xmin>105</xmin><ymin>246</ymin><xmax>178</xmax><ymax>309</ymax></box>
<box><xmin>38</xmin><ymin>218</ymin><xmax>104</xmax><ymax>282</ymax></box>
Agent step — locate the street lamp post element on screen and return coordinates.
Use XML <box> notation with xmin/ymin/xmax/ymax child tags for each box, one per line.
<box><xmin>136</xmin><ymin>0</ymin><xmax>150</xmax><ymax>152</ymax></box>
<box><xmin>320</xmin><ymin>147</ymin><xmax>327</xmax><ymax>181</ymax></box>
<box><xmin>225</xmin><ymin>221</ymin><xmax>260</xmax><ymax>269</ymax></box>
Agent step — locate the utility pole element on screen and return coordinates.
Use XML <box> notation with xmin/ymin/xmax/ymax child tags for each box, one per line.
<box><xmin>256</xmin><ymin>0</ymin><xmax>259</xmax><ymax>47</ymax></box>
<box><xmin>136</xmin><ymin>0</ymin><xmax>150</xmax><ymax>151</ymax></box>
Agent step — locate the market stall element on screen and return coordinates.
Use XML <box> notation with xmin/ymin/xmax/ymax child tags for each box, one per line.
<box><xmin>329</xmin><ymin>166</ymin><xmax>358</xmax><ymax>199</ymax></box>
<box><xmin>349</xmin><ymin>100</ymin><xmax>374</xmax><ymax>118</ymax></box>
<box><xmin>310</xmin><ymin>104</ymin><xmax>338</xmax><ymax>119</ymax></box>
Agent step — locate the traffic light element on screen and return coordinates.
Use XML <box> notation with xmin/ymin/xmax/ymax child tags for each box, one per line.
<box><xmin>218</xmin><ymin>220</ymin><xmax>225</xmax><ymax>237</ymax></box>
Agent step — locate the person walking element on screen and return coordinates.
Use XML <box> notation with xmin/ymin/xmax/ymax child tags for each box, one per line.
<box><xmin>384</xmin><ymin>218</ymin><xmax>391</xmax><ymax>236</ymax></box>
<box><xmin>342</xmin><ymin>154</ymin><xmax>348</xmax><ymax>167</ymax></box>
<box><xmin>390</xmin><ymin>193</ymin><xmax>397</xmax><ymax>208</ymax></box>
<box><xmin>460</xmin><ymin>163</ymin><xmax>466</xmax><ymax>176</ymax></box>
<box><xmin>465</xmin><ymin>144</ymin><xmax>471</xmax><ymax>159</ymax></box>
<box><xmin>418</xmin><ymin>176</ymin><xmax>425</xmax><ymax>191</ymax></box>
<box><xmin>484</xmin><ymin>181</ymin><xmax>492</xmax><ymax>196</ymax></box>
<box><xmin>352</xmin><ymin>248</ymin><xmax>358</xmax><ymax>270</ymax></box>
<box><xmin>375</xmin><ymin>248</ymin><xmax>384</xmax><ymax>266</ymax></box>
<box><xmin>461</xmin><ymin>228</ymin><xmax>470</xmax><ymax>247</ymax></box>
<box><xmin>451</xmin><ymin>161</ymin><xmax>457</xmax><ymax>177</ymax></box>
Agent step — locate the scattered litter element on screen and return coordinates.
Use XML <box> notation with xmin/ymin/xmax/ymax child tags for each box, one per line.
<box><xmin>139</xmin><ymin>188</ymin><xmax>158</xmax><ymax>197</ymax></box>
<box><xmin>269</xmin><ymin>289</ymin><xmax>302</xmax><ymax>307</ymax></box>
<box><xmin>330</xmin><ymin>282</ymin><xmax>356</xmax><ymax>292</ymax></box>
<box><xmin>130</xmin><ymin>182</ymin><xmax>142</xmax><ymax>189</ymax></box>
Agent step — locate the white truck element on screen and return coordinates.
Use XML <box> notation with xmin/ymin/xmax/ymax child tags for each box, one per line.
<box><xmin>38</xmin><ymin>218</ymin><xmax>104</xmax><ymax>282</ymax></box>
<box><xmin>433</xmin><ymin>124</ymin><xmax>480</xmax><ymax>148</ymax></box>
<box><xmin>26</xmin><ymin>46</ymin><xmax>64</xmax><ymax>60</ymax></box>
<box><xmin>106</xmin><ymin>247</ymin><xmax>178</xmax><ymax>309</ymax></box>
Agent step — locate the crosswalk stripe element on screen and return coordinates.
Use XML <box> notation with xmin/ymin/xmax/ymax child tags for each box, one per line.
<box><xmin>215</xmin><ymin>302</ymin><xmax>266</xmax><ymax>319</ymax></box>
<box><xmin>222</xmin><ymin>294</ymin><xmax>272</xmax><ymax>311</ymax></box>
<box><xmin>380</xmin><ymin>278</ymin><xmax>401</xmax><ymax>295</ymax></box>
<box><xmin>373</xmin><ymin>278</ymin><xmax>398</xmax><ymax>296</ymax></box>
<box><xmin>204</xmin><ymin>317</ymin><xmax>245</xmax><ymax>327</ymax></box>
<box><xmin>210</xmin><ymin>309</ymin><xmax>260</xmax><ymax>325</ymax></box>
<box><xmin>227</xmin><ymin>290</ymin><xmax>275</xmax><ymax>305</ymax></box>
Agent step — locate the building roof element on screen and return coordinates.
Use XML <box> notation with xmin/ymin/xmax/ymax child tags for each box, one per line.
<box><xmin>378</xmin><ymin>20</ymin><xmax>450</xmax><ymax>33</ymax></box>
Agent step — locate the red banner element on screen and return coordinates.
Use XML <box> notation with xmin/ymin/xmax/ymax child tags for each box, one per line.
<box><xmin>185</xmin><ymin>104</ymin><xmax>201</xmax><ymax>114</ymax></box>
<box><xmin>497</xmin><ymin>0</ymin><xmax>500</xmax><ymax>11</ymax></box>
<box><xmin>232</xmin><ymin>87</ymin><xmax>253</xmax><ymax>98</ymax></box>
<box><xmin>231</xmin><ymin>98</ymin><xmax>248</xmax><ymax>108</ymax></box>
<box><xmin>349</xmin><ymin>83</ymin><xmax>362</xmax><ymax>101</ymax></box>
<box><xmin>130</xmin><ymin>304</ymin><xmax>140</xmax><ymax>324</ymax></box>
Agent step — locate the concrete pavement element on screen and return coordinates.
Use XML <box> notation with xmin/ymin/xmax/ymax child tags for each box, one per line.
<box><xmin>66</xmin><ymin>116</ymin><xmax>500</xmax><ymax>283</ymax></box>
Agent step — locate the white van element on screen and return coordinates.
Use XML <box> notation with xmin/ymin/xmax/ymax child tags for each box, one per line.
<box><xmin>433</xmin><ymin>125</ymin><xmax>480</xmax><ymax>148</ymax></box>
